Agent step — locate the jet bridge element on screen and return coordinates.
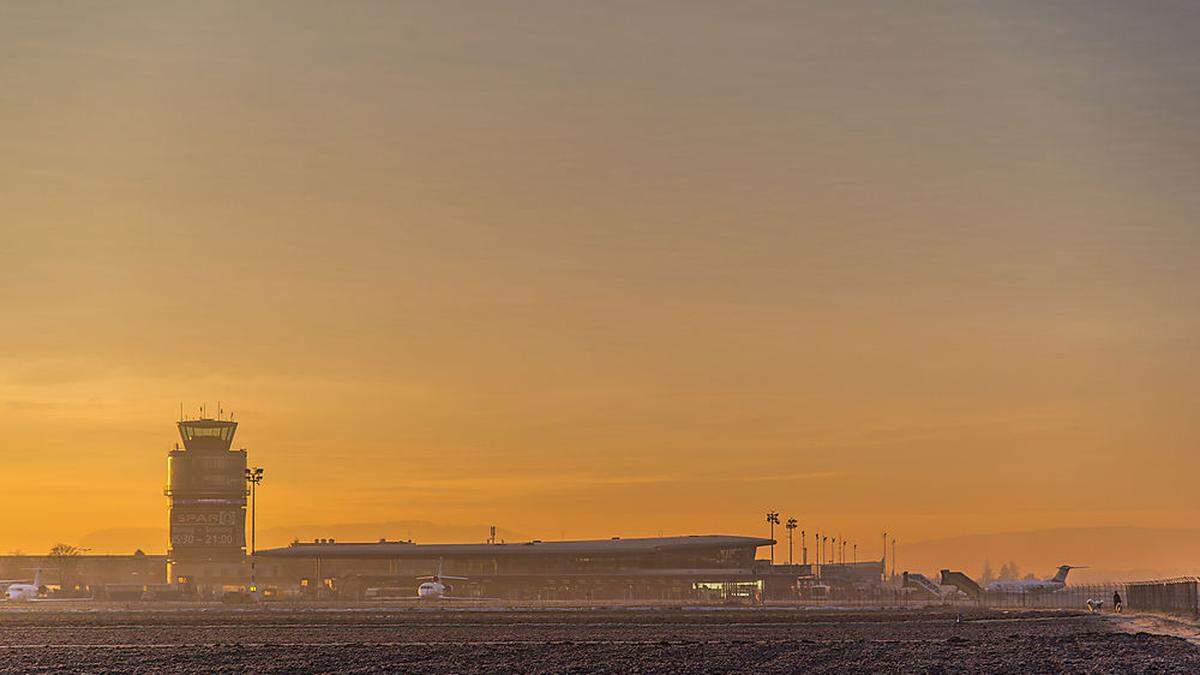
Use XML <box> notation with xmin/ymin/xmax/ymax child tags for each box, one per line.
<box><xmin>939</xmin><ymin>569</ymin><xmax>982</xmax><ymax>599</ymax></box>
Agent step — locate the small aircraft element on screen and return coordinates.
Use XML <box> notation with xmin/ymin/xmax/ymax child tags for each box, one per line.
<box><xmin>416</xmin><ymin>559</ymin><xmax>468</xmax><ymax>600</ymax></box>
<box><xmin>986</xmin><ymin>565</ymin><xmax>1085</xmax><ymax>593</ymax></box>
<box><xmin>2</xmin><ymin>569</ymin><xmax>44</xmax><ymax>602</ymax></box>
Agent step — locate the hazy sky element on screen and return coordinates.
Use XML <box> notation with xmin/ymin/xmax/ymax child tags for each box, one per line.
<box><xmin>2</xmin><ymin>1</ymin><xmax>1198</xmax><ymax>555</ymax></box>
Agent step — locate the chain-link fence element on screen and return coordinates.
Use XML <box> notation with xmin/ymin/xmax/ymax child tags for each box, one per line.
<box><xmin>706</xmin><ymin>576</ymin><xmax>1200</xmax><ymax>613</ymax></box>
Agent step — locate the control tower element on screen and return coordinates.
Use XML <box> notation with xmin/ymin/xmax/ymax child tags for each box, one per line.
<box><xmin>165</xmin><ymin>417</ymin><xmax>247</xmax><ymax>588</ymax></box>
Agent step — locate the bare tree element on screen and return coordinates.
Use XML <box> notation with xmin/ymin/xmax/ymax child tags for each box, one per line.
<box><xmin>998</xmin><ymin>561</ymin><xmax>1020</xmax><ymax>581</ymax></box>
<box><xmin>48</xmin><ymin>543</ymin><xmax>89</xmax><ymax>593</ymax></box>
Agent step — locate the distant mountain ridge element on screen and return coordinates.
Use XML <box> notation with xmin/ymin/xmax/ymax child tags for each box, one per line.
<box><xmin>71</xmin><ymin>521</ymin><xmax>527</xmax><ymax>556</ymax></box>
<box><xmin>257</xmin><ymin>520</ymin><xmax>527</xmax><ymax>548</ymax></box>
<box><xmin>70</xmin><ymin>524</ymin><xmax>1200</xmax><ymax>583</ymax></box>
<box><xmin>901</xmin><ymin>527</ymin><xmax>1200</xmax><ymax>583</ymax></box>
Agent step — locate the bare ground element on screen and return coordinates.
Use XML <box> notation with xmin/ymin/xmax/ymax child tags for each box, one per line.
<box><xmin>0</xmin><ymin>606</ymin><xmax>1194</xmax><ymax>673</ymax></box>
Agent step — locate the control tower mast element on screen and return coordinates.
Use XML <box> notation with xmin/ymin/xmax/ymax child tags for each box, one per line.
<box><xmin>165</xmin><ymin>416</ymin><xmax>247</xmax><ymax>589</ymax></box>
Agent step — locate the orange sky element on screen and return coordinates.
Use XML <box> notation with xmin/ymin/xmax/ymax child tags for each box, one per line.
<box><xmin>2</xmin><ymin>2</ymin><xmax>1199</xmax><ymax>559</ymax></box>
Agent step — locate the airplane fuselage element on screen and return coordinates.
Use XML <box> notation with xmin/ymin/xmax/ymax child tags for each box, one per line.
<box><xmin>417</xmin><ymin>580</ymin><xmax>448</xmax><ymax>599</ymax></box>
<box><xmin>4</xmin><ymin>584</ymin><xmax>38</xmax><ymax>601</ymax></box>
<box><xmin>985</xmin><ymin>580</ymin><xmax>1065</xmax><ymax>594</ymax></box>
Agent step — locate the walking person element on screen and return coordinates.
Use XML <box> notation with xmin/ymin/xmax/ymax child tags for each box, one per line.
<box><xmin>1113</xmin><ymin>590</ymin><xmax>1123</xmax><ymax>613</ymax></box>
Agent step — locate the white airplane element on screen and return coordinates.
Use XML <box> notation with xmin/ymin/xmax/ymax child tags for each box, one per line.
<box><xmin>2</xmin><ymin>569</ymin><xmax>44</xmax><ymax>602</ymax></box>
<box><xmin>416</xmin><ymin>559</ymin><xmax>468</xmax><ymax>600</ymax></box>
<box><xmin>986</xmin><ymin>565</ymin><xmax>1085</xmax><ymax>593</ymax></box>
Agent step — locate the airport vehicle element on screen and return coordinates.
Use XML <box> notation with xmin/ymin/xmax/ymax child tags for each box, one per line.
<box><xmin>2</xmin><ymin>570</ymin><xmax>43</xmax><ymax>601</ymax></box>
<box><xmin>416</xmin><ymin>559</ymin><xmax>468</xmax><ymax>600</ymax></box>
<box><xmin>985</xmin><ymin>565</ymin><xmax>1084</xmax><ymax>593</ymax></box>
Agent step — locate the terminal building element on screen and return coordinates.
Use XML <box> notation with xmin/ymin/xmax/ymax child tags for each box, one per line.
<box><xmin>255</xmin><ymin>535</ymin><xmax>776</xmax><ymax>600</ymax></box>
<box><xmin>0</xmin><ymin>552</ymin><xmax>165</xmax><ymax>599</ymax></box>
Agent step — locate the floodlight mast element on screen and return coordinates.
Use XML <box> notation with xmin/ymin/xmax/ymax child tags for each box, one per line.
<box><xmin>246</xmin><ymin>466</ymin><xmax>265</xmax><ymax>591</ymax></box>
<box><xmin>785</xmin><ymin>518</ymin><xmax>798</xmax><ymax>565</ymax></box>
<box><xmin>766</xmin><ymin>512</ymin><xmax>780</xmax><ymax>564</ymax></box>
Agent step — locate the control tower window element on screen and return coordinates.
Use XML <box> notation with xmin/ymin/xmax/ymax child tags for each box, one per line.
<box><xmin>181</xmin><ymin>425</ymin><xmax>235</xmax><ymax>443</ymax></box>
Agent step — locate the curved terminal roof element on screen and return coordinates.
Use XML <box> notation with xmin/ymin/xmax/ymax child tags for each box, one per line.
<box><xmin>257</xmin><ymin>535</ymin><xmax>774</xmax><ymax>559</ymax></box>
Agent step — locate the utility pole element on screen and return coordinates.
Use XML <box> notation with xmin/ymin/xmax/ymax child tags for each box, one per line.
<box><xmin>245</xmin><ymin>466</ymin><xmax>264</xmax><ymax>592</ymax></box>
<box><xmin>766</xmin><ymin>512</ymin><xmax>780</xmax><ymax>565</ymax></box>
<box><xmin>785</xmin><ymin>518</ymin><xmax>797</xmax><ymax>565</ymax></box>
<box><xmin>881</xmin><ymin>531</ymin><xmax>888</xmax><ymax>583</ymax></box>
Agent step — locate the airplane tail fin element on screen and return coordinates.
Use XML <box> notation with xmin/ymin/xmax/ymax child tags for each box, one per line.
<box><xmin>418</xmin><ymin>559</ymin><xmax>449</xmax><ymax>582</ymax></box>
<box><xmin>1051</xmin><ymin>565</ymin><xmax>1086</xmax><ymax>583</ymax></box>
<box><xmin>431</xmin><ymin>557</ymin><xmax>466</xmax><ymax>581</ymax></box>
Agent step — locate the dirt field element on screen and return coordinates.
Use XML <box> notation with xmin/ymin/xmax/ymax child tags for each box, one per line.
<box><xmin>0</xmin><ymin>606</ymin><xmax>1195</xmax><ymax>673</ymax></box>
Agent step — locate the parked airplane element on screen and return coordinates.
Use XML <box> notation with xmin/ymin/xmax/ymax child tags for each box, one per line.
<box><xmin>2</xmin><ymin>569</ymin><xmax>43</xmax><ymax>602</ymax></box>
<box><xmin>416</xmin><ymin>559</ymin><xmax>468</xmax><ymax>600</ymax></box>
<box><xmin>986</xmin><ymin>565</ymin><xmax>1085</xmax><ymax>593</ymax></box>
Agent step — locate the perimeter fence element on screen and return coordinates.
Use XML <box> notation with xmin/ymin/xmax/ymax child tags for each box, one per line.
<box><xmin>980</xmin><ymin>584</ymin><xmax>1126</xmax><ymax>610</ymax></box>
<box><xmin>1125</xmin><ymin>578</ymin><xmax>1199</xmax><ymax>618</ymax></box>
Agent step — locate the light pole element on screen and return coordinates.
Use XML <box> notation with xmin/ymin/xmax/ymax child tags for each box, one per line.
<box><xmin>245</xmin><ymin>466</ymin><xmax>264</xmax><ymax>591</ymax></box>
<box><xmin>766</xmin><ymin>512</ymin><xmax>780</xmax><ymax>565</ymax></box>
<box><xmin>853</xmin><ymin>543</ymin><xmax>857</xmax><ymax>563</ymax></box>
<box><xmin>891</xmin><ymin>537</ymin><xmax>896</xmax><ymax>579</ymax></box>
<box><xmin>881</xmin><ymin>531</ymin><xmax>888</xmax><ymax>582</ymax></box>
<box><xmin>785</xmin><ymin>518</ymin><xmax>797</xmax><ymax>565</ymax></box>
<box><xmin>822</xmin><ymin>535</ymin><xmax>828</xmax><ymax>565</ymax></box>
<box><xmin>831</xmin><ymin>537</ymin><xmax>837</xmax><ymax>565</ymax></box>
<box><xmin>801</xmin><ymin>530</ymin><xmax>807</xmax><ymax>566</ymax></box>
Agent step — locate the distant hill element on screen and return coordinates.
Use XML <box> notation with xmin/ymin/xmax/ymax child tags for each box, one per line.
<box><xmin>900</xmin><ymin>527</ymin><xmax>1200</xmax><ymax>583</ymax></box>
<box><xmin>78</xmin><ymin>527</ymin><xmax>165</xmax><ymax>555</ymax></box>
<box><xmin>257</xmin><ymin>520</ymin><xmax>527</xmax><ymax>548</ymax></box>
<box><xmin>72</xmin><ymin>524</ymin><xmax>1200</xmax><ymax>583</ymax></box>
